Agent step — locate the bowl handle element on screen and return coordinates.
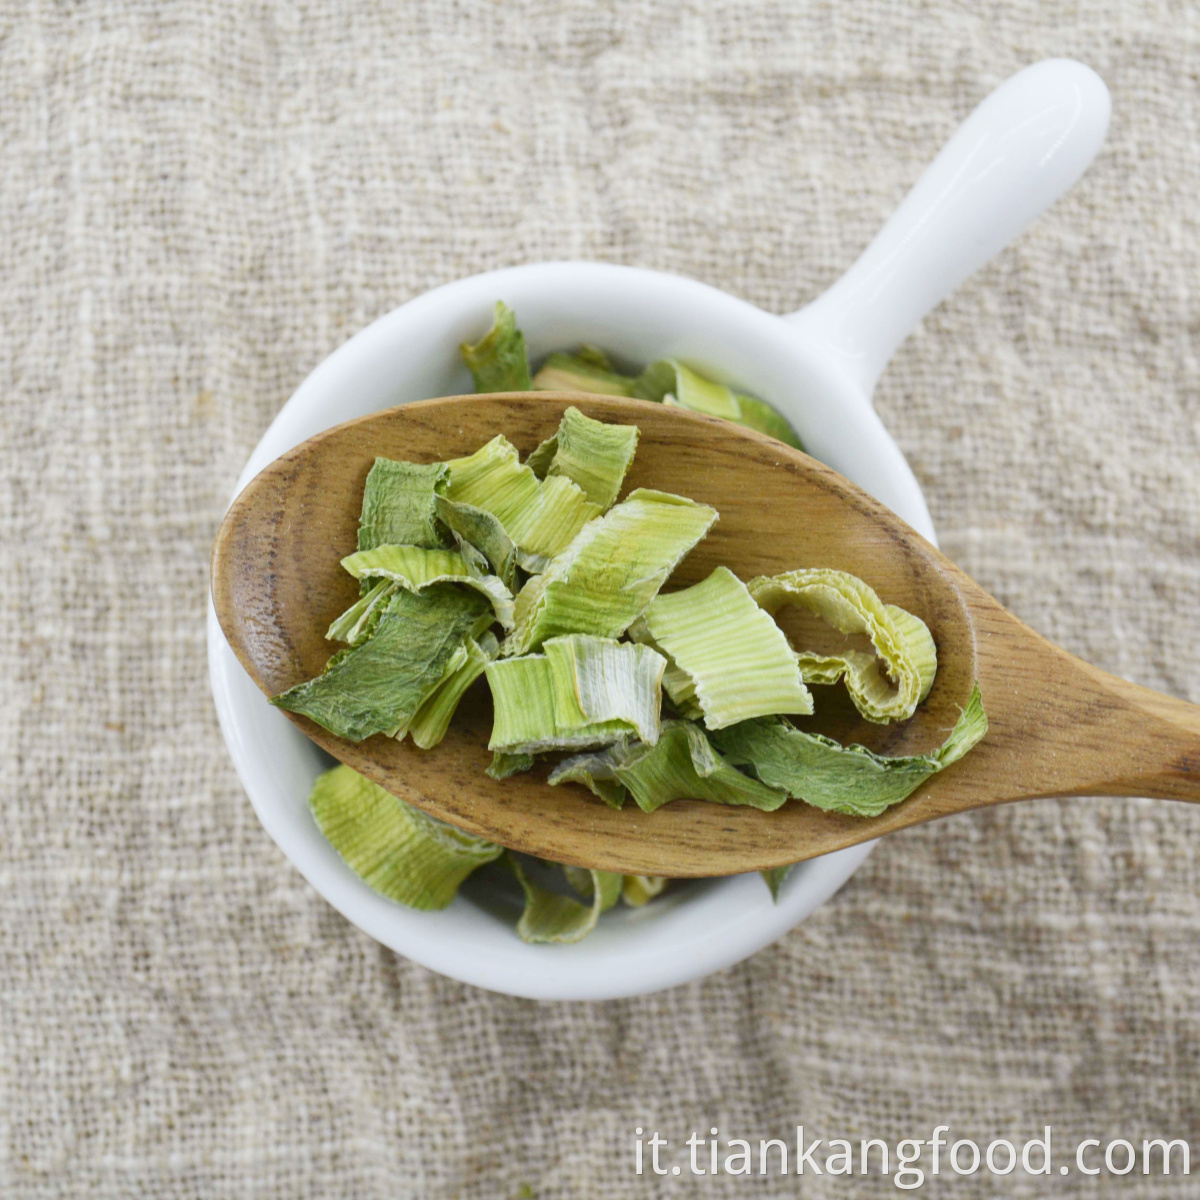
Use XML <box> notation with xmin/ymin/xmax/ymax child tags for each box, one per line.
<box><xmin>784</xmin><ymin>59</ymin><xmax>1110</xmax><ymax>398</ymax></box>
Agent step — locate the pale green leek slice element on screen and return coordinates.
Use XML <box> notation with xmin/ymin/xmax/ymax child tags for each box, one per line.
<box><xmin>308</xmin><ymin>764</ymin><xmax>502</xmax><ymax>908</ymax></box>
<box><xmin>545</xmin><ymin>635</ymin><xmax>665</xmax><ymax>745</ymax></box>
<box><xmin>531</xmin><ymin>348</ymin><xmax>637</xmax><ymax>397</ymax></box>
<box><xmin>341</xmin><ymin>544</ymin><xmax>515</xmax><ymax>630</ymax></box>
<box><xmin>725</xmin><ymin>393</ymin><xmax>806</xmax><ymax>448</ymax></box>
<box><xmin>622</xmin><ymin>875</ymin><xmax>667</xmax><ymax>906</ymax></box>
<box><xmin>541</xmin><ymin>405</ymin><xmax>639</xmax><ymax>509</ymax></box>
<box><xmin>434</xmin><ymin>494</ymin><xmax>519</xmax><ymax>591</ymax></box>
<box><xmin>660</xmin><ymin>662</ymin><xmax>704</xmax><ymax>719</ymax></box>
<box><xmin>460</xmin><ymin>301</ymin><xmax>532</xmax><ymax>392</ymax></box>
<box><xmin>712</xmin><ymin>683</ymin><xmax>987</xmax><ymax>819</ymax></box>
<box><xmin>486</xmin><ymin>751</ymin><xmax>536</xmax><ymax>780</ymax></box>
<box><xmin>506</xmin><ymin>488</ymin><xmax>718</xmax><ymax>656</ymax></box>
<box><xmin>326</xmin><ymin>578</ymin><xmax>396</xmax><ymax>645</ymax></box>
<box><xmin>485</xmin><ymin>653</ymin><xmax>631</xmax><ymax>754</ymax></box>
<box><xmin>634</xmin><ymin>359</ymin><xmax>739</xmax><ymax>416</ymax></box>
<box><xmin>624</xmin><ymin>628</ymin><xmax>704</xmax><ymax>718</ymax></box>
<box><xmin>271</xmin><ymin>586</ymin><xmax>493</xmax><ymax>741</ymax></box>
<box><xmin>634</xmin><ymin>566</ymin><xmax>812</xmax><ymax>729</ymax></box>
<box><xmin>444</xmin><ymin>435</ymin><xmax>601</xmax><ymax>569</ymax></box>
<box><xmin>409</xmin><ymin>633</ymin><xmax>499</xmax><ymax>750</ymax></box>
<box><xmin>445</xmin><ymin>435</ymin><xmax>541</xmax><ymax>525</ymax></box>
<box><xmin>510</xmin><ymin>856</ymin><xmax>623</xmax><ymax>944</ymax></box>
<box><xmin>792</xmin><ymin>648</ymin><xmax>876</xmax><ymax>687</ymax></box>
<box><xmin>504</xmin><ymin>474</ymin><xmax>603</xmax><ymax>571</ymax></box>
<box><xmin>550</xmin><ymin>719</ymin><xmax>788</xmax><ymax>814</ymax></box>
<box><xmin>561</xmin><ymin>863</ymin><xmax>665</xmax><ymax>915</ymax></box>
<box><xmin>632</xmin><ymin>359</ymin><xmax>804</xmax><ymax>449</ymax></box>
<box><xmin>887</xmin><ymin>606</ymin><xmax>938</xmax><ymax>704</ymax></box>
<box><xmin>357</xmin><ymin>458</ymin><xmax>450</xmax><ymax>553</ymax></box>
<box><xmin>749</xmin><ymin>569</ymin><xmax>937</xmax><ymax>723</ymax></box>
<box><xmin>523</xmin><ymin>436</ymin><xmax>559</xmax><ymax>478</ymax></box>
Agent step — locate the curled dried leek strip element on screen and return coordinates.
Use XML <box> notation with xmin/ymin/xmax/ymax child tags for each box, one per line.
<box><xmin>511</xmin><ymin>859</ymin><xmax>624</xmax><ymax>944</ymax></box>
<box><xmin>513</xmin><ymin>862</ymin><xmax>671</xmax><ymax>942</ymax></box>
<box><xmin>531</xmin><ymin>345</ymin><xmax>636</xmax><ymax>398</ymax></box>
<box><xmin>326</xmin><ymin>577</ymin><xmax>394</xmax><ymax>646</ymax></box>
<box><xmin>749</xmin><ymin>568</ymin><xmax>937</xmax><ymax>723</ymax></box>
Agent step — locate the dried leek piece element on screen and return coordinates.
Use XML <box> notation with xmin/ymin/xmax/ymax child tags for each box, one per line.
<box><xmin>540</xmin><ymin>405</ymin><xmax>639</xmax><ymax>509</ymax></box>
<box><xmin>531</xmin><ymin>347</ymin><xmax>637</xmax><ymax>397</ymax></box>
<box><xmin>506</xmin><ymin>488</ymin><xmax>718</xmax><ymax>656</ymax></box>
<box><xmin>566</xmin><ymin>863</ymin><xmax>665</xmax><ymax>911</ymax></box>
<box><xmin>544</xmin><ymin>750</ymin><xmax>626</xmax><ymax>809</ymax></box>
<box><xmin>511</xmin><ymin>857</ymin><xmax>624</xmax><ymax>944</ymax></box>
<box><xmin>760</xmin><ymin>865</ymin><xmax>795</xmax><ymax>901</ymax></box>
<box><xmin>445</xmin><ymin>435</ymin><xmax>541</xmax><ymax>525</ymax></box>
<box><xmin>434</xmin><ymin>495</ymin><xmax>519</xmax><ymax>591</ymax></box>
<box><xmin>308</xmin><ymin>764</ymin><xmax>502</xmax><ymax>908</ymax></box>
<box><xmin>326</xmin><ymin>578</ymin><xmax>395</xmax><ymax>646</ymax></box>
<box><xmin>712</xmin><ymin>683</ymin><xmax>987</xmax><ymax>819</ymax></box>
<box><xmin>271</xmin><ymin>585</ymin><xmax>493</xmax><ymax>741</ymax></box>
<box><xmin>631</xmin><ymin>359</ymin><xmax>803</xmax><ymax>449</ymax></box>
<box><xmin>445</xmin><ymin>435</ymin><xmax>601</xmax><ymax>570</ymax></box>
<box><xmin>523</xmin><ymin>436</ymin><xmax>559</xmax><ymax>478</ymax></box>
<box><xmin>357</xmin><ymin>458</ymin><xmax>450</xmax><ymax>553</ymax></box>
<box><xmin>632</xmin><ymin>566</ymin><xmax>812</xmax><ymax>730</ymax></box>
<box><xmin>626</xmin><ymin>638</ymin><xmax>705</xmax><ymax>720</ymax></box>
<box><xmin>749</xmin><ymin>569</ymin><xmax>937</xmax><ymax>723</ymax></box>
<box><xmin>341</xmin><ymin>543</ymin><xmax>515</xmax><ymax>630</ymax></box>
<box><xmin>486</xmin><ymin>751</ymin><xmax>536</xmax><ymax>780</ymax></box>
<box><xmin>505</xmin><ymin>474</ymin><xmax>603</xmax><ymax>571</ymax></box>
<box><xmin>409</xmin><ymin>632</ymin><xmax>499</xmax><ymax>750</ymax></box>
<box><xmin>724</xmin><ymin>394</ymin><xmax>806</xmax><ymax>449</ymax></box>
<box><xmin>460</xmin><ymin>300</ymin><xmax>532</xmax><ymax>392</ymax></box>
<box><xmin>633</xmin><ymin>359</ymin><xmax>738</xmax><ymax>416</ymax></box>
<box><xmin>792</xmin><ymin>648</ymin><xmax>876</xmax><ymax>686</ymax></box>
<box><xmin>551</xmin><ymin>720</ymin><xmax>788</xmax><ymax>814</ymax></box>
<box><xmin>485</xmin><ymin>651</ymin><xmax>639</xmax><ymax>754</ymax></box>
<box><xmin>622</xmin><ymin>875</ymin><xmax>667</xmax><ymax>906</ymax></box>
<box><xmin>546</xmin><ymin>635</ymin><xmax>665</xmax><ymax>745</ymax></box>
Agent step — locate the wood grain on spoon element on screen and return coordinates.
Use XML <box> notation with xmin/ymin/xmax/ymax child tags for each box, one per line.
<box><xmin>210</xmin><ymin>393</ymin><xmax>1200</xmax><ymax>876</ymax></box>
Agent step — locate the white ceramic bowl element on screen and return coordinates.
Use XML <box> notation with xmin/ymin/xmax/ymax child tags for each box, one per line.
<box><xmin>207</xmin><ymin>61</ymin><xmax>1109</xmax><ymax>999</ymax></box>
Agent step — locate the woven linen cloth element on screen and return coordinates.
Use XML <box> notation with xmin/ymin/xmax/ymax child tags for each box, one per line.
<box><xmin>3</xmin><ymin>2</ymin><xmax>1199</xmax><ymax>1196</ymax></box>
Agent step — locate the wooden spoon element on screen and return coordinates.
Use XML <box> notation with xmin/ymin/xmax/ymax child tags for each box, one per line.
<box><xmin>210</xmin><ymin>393</ymin><xmax>1200</xmax><ymax>877</ymax></box>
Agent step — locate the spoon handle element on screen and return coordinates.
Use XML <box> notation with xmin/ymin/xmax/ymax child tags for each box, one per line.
<box><xmin>1070</xmin><ymin>666</ymin><xmax>1200</xmax><ymax>804</ymax></box>
<box><xmin>785</xmin><ymin>59</ymin><xmax>1111</xmax><ymax>396</ymax></box>
<box><xmin>919</xmin><ymin>586</ymin><xmax>1200</xmax><ymax>817</ymax></box>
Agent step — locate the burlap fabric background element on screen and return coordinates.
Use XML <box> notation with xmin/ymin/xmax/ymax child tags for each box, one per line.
<box><xmin>3</xmin><ymin>2</ymin><xmax>1198</xmax><ymax>1196</ymax></box>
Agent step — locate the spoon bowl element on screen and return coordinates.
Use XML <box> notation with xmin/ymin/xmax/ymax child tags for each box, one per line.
<box><xmin>211</xmin><ymin>392</ymin><xmax>1200</xmax><ymax>877</ymax></box>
